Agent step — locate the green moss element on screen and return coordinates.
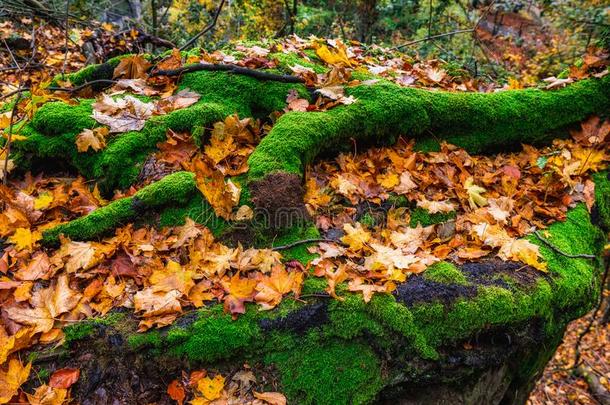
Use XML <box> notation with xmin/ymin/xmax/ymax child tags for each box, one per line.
<box><xmin>270</xmin><ymin>51</ymin><xmax>328</xmax><ymax>74</ymax></box>
<box><xmin>166</xmin><ymin>305</ymin><xmax>262</xmax><ymax>362</ymax></box>
<box><xmin>128</xmin><ymin>330</ymin><xmax>163</xmax><ymax>350</ymax></box>
<box><xmin>593</xmin><ymin>171</ymin><xmax>610</xmax><ymax>230</ymax></box>
<box><xmin>248</xmin><ymin>77</ymin><xmax>610</xmax><ymax>180</ymax></box>
<box><xmin>423</xmin><ymin>261</ymin><xmax>468</xmax><ymax>285</ymax></box>
<box><xmin>63</xmin><ymin>312</ymin><xmax>126</xmax><ymax>344</ymax></box>
<box><xmin>42</xmin><ymin>171</ymin><xmax>197</xmax><ymax>245</ymax></box>
<box><xmin>410</xmin><ymin>207</ymin><xmax>456</xmax><ymax>227</ymax></box>
<box><xmin>266</xmin><ymin>341</ymin><xmax>383</xmax><ymax>405</ymax></box>
<box><xmin>268</xmin><ymin>223</ymin><xmax>321</xmax><ymax>264</ymax></box>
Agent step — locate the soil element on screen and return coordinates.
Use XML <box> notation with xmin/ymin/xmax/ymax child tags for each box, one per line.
<box><xmin>250</xmin><ymin>172</ymin><xmax>309</xmax><ymax>228</ymax></box>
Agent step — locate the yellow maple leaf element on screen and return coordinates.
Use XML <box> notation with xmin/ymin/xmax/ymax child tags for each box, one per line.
<box><xmin>76</xmin><ymin>127</ymin><xmax>109</xmax><ymax>153</ymax></box>
<box><xmin>196</xmin><ymin>374</ymin><xmax>225</xmax><ymax>401</ymax></box>
<box><xmin>499</xmin><ymin>239</ymin><xmax>547</xmax><ymax>272</ymax></box>
<box><xmin>8</xmin><ymin>228</ymin><xmax>40</xmax><ymax>251</ymax></box>
<box><xmin>341</xmin><ymin>223</ymin><xmax>371</xmax><ymax>251</ymax></box>
<box><xmin>464</xmin><ymin>177</ymin><xmax>488</xmax><ymax>209</ymax></box>
<box><xmin>0</xmin><ymin>358</ymin><xmax>31</xmax><ymax>404</ymax></box>
<box><xmin>315</xmin><ymin>44</ymin><xmax>352</xmax><ymax>67</ymax></box>
<box><xmin>26</xmin><ymin>384</ymin><xmax>67</xmax><ymax>405</ymax></box>
<box><xmin>33</xmin><ymin>192</ymin><xmax>53</xmax><ymax>210</ymax></box>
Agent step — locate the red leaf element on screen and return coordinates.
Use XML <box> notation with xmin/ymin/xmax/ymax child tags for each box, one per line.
<box><xmin>167</xmin><ymin>379</ymin><xmax>185</xmax><ymax>404</ymax></box>
<box><xmin>49</xmin><ymin>368</ymin><xmax>80</xmax><ymax>389</ymax></box>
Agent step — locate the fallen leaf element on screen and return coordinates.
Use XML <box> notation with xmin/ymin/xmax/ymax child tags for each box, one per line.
<box><xmin>48</xmin><ymin>368</ymin><xmax>80</xmax><ymax>389</ymax></box>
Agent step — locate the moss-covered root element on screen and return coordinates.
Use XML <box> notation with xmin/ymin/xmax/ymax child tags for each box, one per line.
<box><xmin>248</xmin><ymin>76</ymin><xmax>610</xmax><ymax>180</ymax></box>
<box><xmin>42</xmin><ymin>171</ymin><xmax>197</xmax><ymax>245</ymax></box>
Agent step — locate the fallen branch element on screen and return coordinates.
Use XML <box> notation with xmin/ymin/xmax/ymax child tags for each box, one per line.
<box><xmin>180</xmin><ymin>0</ymin><xmax>226</xmax><ymax>51</ymax></box>
<box><xmin>575</xmin><ymin>365</ymin><xmax>610</xmax><ymax>405</ymax></box>
<box><xmin>47</xmin><ymin>79</ymin><xmax>117</xmax><ymax>93</ymax></box>
<box><xmin>0</xmin><ymin>87</ymin><xmax>30</xmax><ymax>102</ymax></box>
<box><xmin>272</xmin><ymin>238</ymin><xmax>338</xmax><ymax>251</ymax></box>
<box><xmin>533</xmin><ymin>230</ymin><xmax>596</xmax><ymax>259</ymax></box>
<box><xmin>152</xmin><ymin>63</ymin><xmax>305</xmax><ymax>83</ymax></box>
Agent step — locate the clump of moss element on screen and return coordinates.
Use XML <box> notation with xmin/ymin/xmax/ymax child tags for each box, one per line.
<box><xmin>63</xmin><ymin>312</ymin><xmax>126</xmax><ymax>344</ymax></box>
<box><xmin>593</xmin><ymin>171</ymin><xmax>610</xmax><ymax>230</ymax></box>
<box><xmin>410</xmin><ymin>207</ymin><xmax>456</xmax><ymax>227</ymax></box>
<box><xmin>266</xmin><ymin>341</ymin><xmax>383</xmax><ymax>405</ymax></box>
<box><xmin>42</xmin><ymin>171</ymin><xmax>197</xmax><ymax>245</ymax></box>
<box><xmin>423</xmin><ymin>261</ymin><xmax>468</xmax><ymax>285</ymax></box>
<box><xmin>248</xmin><ymin>76</ymin><xmax>610</xmax><ymax>180</ymax></box>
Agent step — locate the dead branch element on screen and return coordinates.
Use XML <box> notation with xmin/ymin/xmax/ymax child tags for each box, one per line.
<box><xmin>179</xmin><ymin>0</ymin><xmax>226</xmax><ymax>51</ymax></box>
<box><xmin>47</xmin><ymin>79</ymin><xmax>118</xmax><ymax>93</ymax></box>
<box><xmin>151</xmin><ymin>63</ymin><xmax>305</xmax><ymax>83</ymax></box>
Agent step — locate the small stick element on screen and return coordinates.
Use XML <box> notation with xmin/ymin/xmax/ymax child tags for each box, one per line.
<box><xmin>394</xmin><ymin>29</ymin><xmax>474</xmax><ymax>50</ymax></box>
<box><xmin>152</xmin><ymin>63</ymin><xmax>305</xmax><ymax>83</ymax></box>
<box><xmin>272</xmin><ymin>238</ymin><xmax>338</xmax><ymax>251</ymax></box>
<box><xmin>180</xmin><ymin>0</ymin><xmax>226</xmax><ymax>51</ymax></box>
<box><xmin>533</xmin><ymin>231</ymin><xmax>596</xmax><ymax>260</ymax></box>
<box><xmin>47</xmin><ymin>79</ymin><xmax>117</xmax><ymax>93</ymax></box>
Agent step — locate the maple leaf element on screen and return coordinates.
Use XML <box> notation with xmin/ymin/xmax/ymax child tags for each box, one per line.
<box><xmin>196</xmin><ymin>374</ymin><xmax>225</xmax><ymax>401</ymax></box>
<box><xmin>91</xmin><ymin>94</ymin><xmax>153</xmax><ymax>133</ymax></box>
<box><xmin>191</xmin><ymin>157</ymin><xmax>240</xmax><ymax>220</ymax></box>
<box><xmin>255</xmin><ymin>266</ymin><xmax>303</xmax><ymax>310</ymax></box>
<box><xmin>0</xmin><ymin>328</ymin><xmax>34</xmax><ymax>365</ymax></box>
<box><xmin>464</xmin><ymin>177</ymin><xmax>488</xmax><ymax>209</ymax></box>
<box><xmin>487</xmin><ymin>197</ymin><xmax>514</xmax><ymax>224</ymax></box>
<box><xmin>498</xmin><ymin>239</ymin><xmax>547</xmax><ymax>272</ymax></box>
<box><xmin>347</xmin><ymin>278</ymin><xmax>392</xmax><ymax>303</ymax></box>
<box><xmin>8</xmin><ymin>227</ymin><xmax>40</xmax><ymax>251</ymax></box>
<box><xmin>167</xmin><ymin>380</ymin><xmax>186</xmax><ymax>405</ymax></box>
<box><xmin>112</xmin><ymin>54</ymin><xmax>152</xmax><ymax>80</ymax></box>
<box><xmin>154</xmin><ymin>89</ymin><xmax>200</xmax><ymax>115</ymax></box>
<box><xmin>253</xmin><ymin>391</ymin><xmax>287</xmax><ymax>405</ymax></box>
<box><xmin>222</xmin><ymin>273</ymin><xmax>257</xmax><ymax>316</ymax></box>
<box><xmin>0</xmin><ymin>359</ymin><xmax>31</xmax><ymax>404</ymax></box>
<box><xmin>26</xmin><ymin>384</ymin><xmax>67</xmax><ymax>405</ymax></box>
<box><xmin>61</xmin><ymin>240</ymin><xmax>96</xmax><ymax>273</ymax></box>
<box><xmin>48</xmin><ymin>368</ymin><xmax>80</xmax><ymax>389</ymax></box>
<box><xmin>570</xmin><ymin>116</ymin><xmax>610</xmax><ymax>146</ymax></box>
<box><xmin>416</xmin><ymin>199</ymin><xmax>455</xmax><ymax>214</ymax></box>
<box><xmin>394</xmin><ymin>171</ymin><xmax>418</xmax><ymax>194</ymax></box>
<box><xmin>149</xmin><ymin>260</ymin><xmax>195</xmax><ymax>295</ymax></box>
<box><xmin>341</xmin><ymin>223</ymin><xmax>371</xmax><ymax>251</ymax></box>
<box><xmin>33</xmin><ymin>192</ymin><xmax>53</xmax><ymax>210</ymax></box>
<box><xmin>76</xmin><ymin>127</ymin><xmax>109</xmax><ymax>152</ymax></box>
<box><xmin>315</xmin><ymin>43</ymin><xmax>352</xmax><ymax>67</ymax></box>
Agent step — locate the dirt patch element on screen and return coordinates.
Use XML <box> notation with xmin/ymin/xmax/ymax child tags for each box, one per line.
<box><xmin>259</xmin><ymin>301</ymin><xmax>329</xmax><ymax>333</ymax></box>
<box><xmin>393</xmin><ymin>277</ymin><xmax>478</xmax><ymax>306</ymax></box>
<box><xmin>250</xmin><ymin>172</ymin><xmax>309</xmax><ymax>228</ymax></box>
<box><xmin>394</xmin><ymin>259</ymin><xmax>543</xmax><ymax>307</ymax></box>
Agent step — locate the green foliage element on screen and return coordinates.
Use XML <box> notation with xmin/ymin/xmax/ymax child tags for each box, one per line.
<box><xmin>63</xmin><ymin>312</ymin><xmax>126</xmax><ymax>344</ymax></box>
<box><xmin>593</xmin><ymin>171</ymin><xmax>610</xmax><ymax>230</ymax></box>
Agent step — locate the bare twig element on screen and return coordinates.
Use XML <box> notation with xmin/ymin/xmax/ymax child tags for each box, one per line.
<box><xmin>272</xmin><ymin>238</ymin><xmax>338</xmax><ymax>251</ymax></box>
<box><xmin>180</xmin><ymin>0</ymin><xmax>226</xmax><ymax>51</ymax></box>
<box><xmin>151</xmin><ymin>63</ymin><xmax>305</xmax><ymax>83</ymax></box>
<box><xmin>394</xmin><ymin>29</ymin><xmax>474</xmax><ymax>49</ymax></box>
<box><xmin>0</xmin><ymin>87</ymin><xmax>31</xmax><ymax>102</ymax></box>
<box><xmin>47</xmin><ymin>79</ymin><xmax>117</xmax><ymax>93</ymax></box>
<box><xmin>533</xmin><ymin>231</ymin><xmax>597</xmax><ymax>259</ymax></box>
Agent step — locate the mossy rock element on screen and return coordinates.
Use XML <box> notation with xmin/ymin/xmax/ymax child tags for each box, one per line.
<box><xmin>28</xmin><ymin>204</ymin><xmax>606</xmax><ymax>404</ymax></box>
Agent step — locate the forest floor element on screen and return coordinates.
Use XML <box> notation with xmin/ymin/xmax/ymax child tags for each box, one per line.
<box><xmin>1</xmin><ymin>18</ymin><xmax>609</xmax><ymax>404</ymax></box>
